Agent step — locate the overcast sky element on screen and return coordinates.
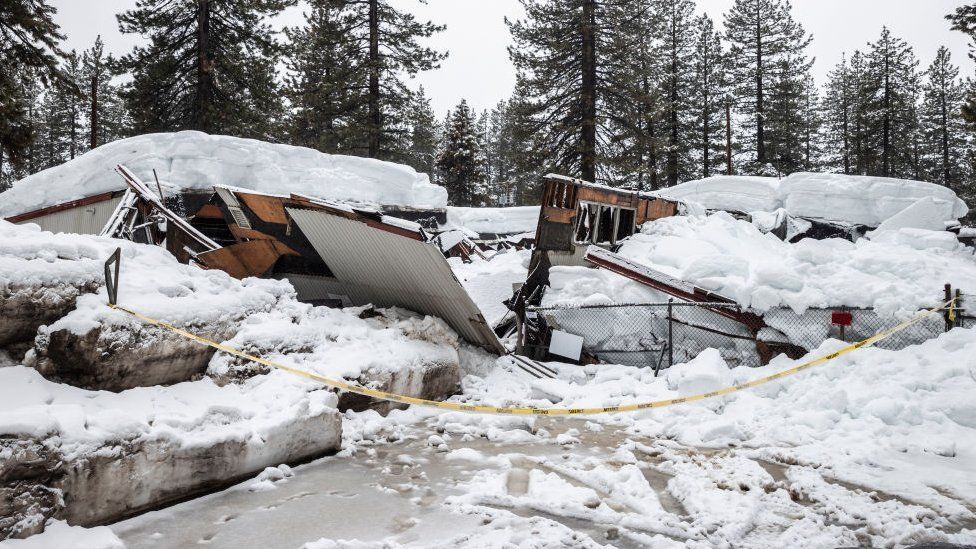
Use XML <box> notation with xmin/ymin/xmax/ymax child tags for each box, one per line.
<box><xmin>50</xmin><ymin>0</ymin><xmax>975</xmax><ymax>116</ymax></box>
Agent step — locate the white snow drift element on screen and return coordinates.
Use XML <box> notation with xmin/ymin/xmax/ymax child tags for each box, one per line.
<box><xmin>655</xmin><ymin>172</ymin><xmax>969</xmax><ymax>227</ymax></box>
<box><xmin>613</xmin><ymin>212</ymin><xmax>976</xmax><ymax>314</ymax></box>
<box><xmin>0</xmin><ymin>131</ymin><xmax>447</xmax><ymax>218</ymax></box>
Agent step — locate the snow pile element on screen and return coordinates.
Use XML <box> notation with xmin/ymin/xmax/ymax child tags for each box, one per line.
<box><xmin>444</xmin><ymin>206</ymin><xmax>540</xmax><ymax>237</ymax></box>
<box><xmin>0</xmin><ymin>520</ymin><xmax>124</xmax><ymax>549</ymax></box>
<box><xmin>208</xmin><ymin>300</ymin><xmax>460</xmax><ymax>386</ymax></box>
<box><xmin>0</xmin><ymin>220</ymin><xmax>290</xmax><ymax>337</ymax></box>
<box><xmin>613</xmin><ymin>211</ymin><xmax>976</xmax><ymax>314</ymax></box>
<box><xmin>0</xmin><ymin>364</ymin><xmax>339</xmax><ymax>459</ymax></box>
<box><xmin>0</xmin><ymin>131</ymin><xmax>447</xmax><ymax>217</ymax></box>
<box><xmin>655</xmin><ymin>172</ymin><xmax>968</xmax><ymax>226</ymax></box>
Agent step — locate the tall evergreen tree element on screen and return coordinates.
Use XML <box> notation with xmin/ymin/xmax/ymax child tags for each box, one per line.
<box><xmin>653</xmin><ymin>0</ymin><xmax>698</xmax><ymax>186</ymax></box>
<box><xmin>508</xmin><ymin>0</ymin><xmax>623</xmax><ymax>183</ymax></box>
<box><xmin>946</xmin><ymin>4</ymin><xmax>976</xmax><ymax>123</ymax></box>
<box><xmin>605</xmin><ymin>0</ymin><xmax>663</xmax><ymax>189</ymax></box>
<box><xmin>861</xmin><ymin>27</ymin><xmax>921</xmax><ymax>178</ymax></box>
<box><xmin>0</xmin><ymin>0</ymin><xmax>70</xmax><ymax>172</ymax></box>
<box><xmin>919</xmin><ymin>46</ymin><xmax>967</xmax><ymax>190</ymax></box>
<box><xmin>690</xmin><ymin>14</ymin><xmax>727</xmax><ymax>179</ymax></box>
<box><xmin>343</xmin><ymin>0</ymin><xmax>446</xmax><ymax>159</ymax></box>
<box><xmin>403</xmin><ymin>86</ymin><xmax>440</xmax><ymax>178</ymax></box>
<box><xmin>117</xmin><ymin>0</ymin><xmax>293</xmax><ymax>138</ymax></box>
<box><xmin>80</xmin><ymin>36</ymin><xmax>129</xmax><ymax>149</ymax></box>
<box><xmin>437</xmin><ymin>99</ymin><xmax>485</xmax><ymax>206</ymax></box>
<box><xmin>724</xmin><ymin>0</ymin><xmax>812</xmax><ymax>174</ymax></box>
<box><xmin>822</xmin><ymin>54</ymin><xmax>855</xmax><ymax>173</ymax></box>
<box><xmin>284</xmin><ymin>0</ymin><xmax>364</xmax><ymax>154</ymax></box>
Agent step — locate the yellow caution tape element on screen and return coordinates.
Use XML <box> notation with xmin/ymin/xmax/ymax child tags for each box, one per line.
<box><xmin>108</xmin><ymin>300</ymin><xmax>955</xmax><ymax>416</ymax></box>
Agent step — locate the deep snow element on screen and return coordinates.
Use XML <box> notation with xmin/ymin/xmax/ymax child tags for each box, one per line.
<box><xmin>0</xmin><ymin>131</ymin><xmax>447</xmax><ymax>217</ymax></box>
<box><xmin>655</xmin><ymin>172</ymin><xmax>969</xmax><ymax>227</ymax></box>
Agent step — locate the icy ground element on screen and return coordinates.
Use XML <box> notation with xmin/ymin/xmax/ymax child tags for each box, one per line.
<box><xmin>48</xmin><ymin>328</ymin><xmax>965</xmax><ymax>549</ymax></box>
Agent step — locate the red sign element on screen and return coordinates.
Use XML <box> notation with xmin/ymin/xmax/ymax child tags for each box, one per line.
<box><xmin>831</xmin><ymin>311</ymin><xmax>853</xmax><ymax>326</ymax></box>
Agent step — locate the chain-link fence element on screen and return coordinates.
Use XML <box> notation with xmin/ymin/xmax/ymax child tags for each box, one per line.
<box><xmin>958</xmin><ymin>292</ymin><xmax>975</xmax><ymax>329</ymax></box>
<box><xmin>527</xmin><ymin>298</ymin><xmax>963</xmax><ymax>371</ymax></box>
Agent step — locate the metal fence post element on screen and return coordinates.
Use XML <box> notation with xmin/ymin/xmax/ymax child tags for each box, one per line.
<box><xmin>667</xmin><ymin>298</ymin><xmax>674</xmax><ymax>369</ymax></box>
<box><xmin>104</xmin><ymin>247</ymin><xmax>121</xmax><ymax>306</ymax></box>
<box><xmin>945</xmin><ymin>283</ymin><xmax>953</xmax><ymax>332</ymax></box>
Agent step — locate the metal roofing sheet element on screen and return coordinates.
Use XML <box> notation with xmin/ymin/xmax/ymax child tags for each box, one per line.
<box><xmin>286</xmin><ymin>206</ymin><xmax>505</xmax><ymax>354</ymax></box>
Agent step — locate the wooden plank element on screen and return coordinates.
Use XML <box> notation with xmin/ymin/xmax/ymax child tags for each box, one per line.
<box><xmin>541</xmin><ymin>205</ymin><xmax>577</xmax><ymax>224</ymax></box>
<box><xmin>196</xmin><ymin>239</ymin><xmax>296</xmax><ymax>279</ymax></box>
<box><xmin>237</xmin><ymin>192</ymin><xmax>290</xmax><ymax>225</ymax></box>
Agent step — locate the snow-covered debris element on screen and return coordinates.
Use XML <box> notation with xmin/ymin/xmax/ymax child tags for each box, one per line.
<box><xmin>613</xmin><ymin>211</ymin><xmax>976</xmax><ymax>314</ymax></box>
<box><xmin>0</xmin><ymin>131</ymin><xmax>447</xmax><ymax>218</ymax></box>
<box><xmin>444</xmin><ymin>206</ymin><xmax>540</xmax><ymax>237</ymax></box>
<box><xmin>868</xmin><ymin>196</ymin><xmax>951</xmax><ymax>235</ymax></box>
<box><xmin>0</xmin><ymin>220</ymin><xmax>292</xmax><ymax>390</ymax></box>
<box><xmin>208</xmin><ymin>302</ymin><xmax>462</xmax><ymax>414</ymax></box>
<box><xmin>655</xmin><ymin>172</ymin><xmax>968</xmax><ymax>227</ymax></box>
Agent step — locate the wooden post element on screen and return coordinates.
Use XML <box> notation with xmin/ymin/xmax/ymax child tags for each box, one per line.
<box><xmin>945</xmin><ymin>283</ymin><xmax>953</xmax><ymax>332</ymax></box>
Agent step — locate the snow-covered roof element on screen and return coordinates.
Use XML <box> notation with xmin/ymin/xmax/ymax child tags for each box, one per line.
<box><xmin>445</xmin><ymin>206</ymin><xmax>540</xmax><ymax>236</ymax></box>
<box><xmin>653</xmin><ymin>172</ymin><xmax>969</xmax><ymax>227</ymax></box>
<box><xmin>0</xmin><ymin>131</ymin><xmax>448</xmax><ymax>218</ymax></box>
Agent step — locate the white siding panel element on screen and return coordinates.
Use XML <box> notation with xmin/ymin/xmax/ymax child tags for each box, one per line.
<box><xmin>17</xmin><ymin>196</ymin><xmax>123</xmax><ymax>235</ymax></box>
<box><xmin>286</xmin><ymin>207</ymin><xmax>504</xmax><ymax>354</ymax></box>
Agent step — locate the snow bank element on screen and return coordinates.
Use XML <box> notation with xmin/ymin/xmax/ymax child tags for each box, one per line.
<box><xmin>614</xmin><ymin>212</ymin><xmax>976</xmax><ymax>314</ymax></box>
<box><xmin>655</xmin><ymin>172</ymin><xmax>969</xmax><ymax>226</ymax></box>
<box><xmin>445</xmin><ymin>206</ymin><xmax>540</xmax><ymax>236</ymax></box>
<box><xmin>0</xmin><ymin>131</ymin><xmax>447</xmax><ymax>217</ymax></box>
<box><xmin>0</xmin><ymin>520</ymin><xmax>124</xmax><ymax>549</ymax></box>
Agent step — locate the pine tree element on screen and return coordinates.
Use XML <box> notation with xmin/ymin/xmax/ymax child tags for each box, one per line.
<box><xmin>690</xmin><ymin>14</ymin><xmax>727</xmax><ymax>179</ymax></box>
<box><xmin>436</xmin><ymin>99</ymin><xmax>485</xmax><ymax>206</ymax></box>
<box><xmin>724</xmin><ymin>0</ymin><xmax>813</xmax><ymax>174</ymax></box>
<box><xmin>508</xmin><ymin>0</ymin><xmax>625</xmax><ymax>183</ymax></box>
<box><xmin>80</xmin><ymin>36</ymin><xmax>129</xmax><ymax>148</ymax></box>
<box><xmin>117</xmin><ymin>0</ymin><xmax>292</xmax><ymax>138</ymax></box>
<box><xmin>0</xmin><ymin>0</ymin><xmax>70</xmax><ymax>170</ymax></box>
<box><xmin>403</xmin><ymin>86</ymin><xmax>440</xmax><ymax>178</ymax></box>
<box><xmin>340</xmin><ymin>0</ymin><xmax>446</xmax><ymax>160</ymax></box>
<box><xmin>822</xmin><ymin>54</ymin><xmax>855</xmax><ymax>173</ymax></box>
<box><xmin>919</xmin><ymin>46</ymin><xmax>968</xmax><ymax>190</ymax></box>
<box><xmin>284</xmin><ymin>0</ymin><xmax>364</xmax><ymax>154</ymax></box>
<box><xmin>946</xmin><ymin>4</ymin><xmax>976</xmax><ymax>123</ymax></box>
<box><xmin>652</xmin><ymin>0</ymin><xmax>698</xmax><ymax>186</ymax></box>
<box><xmin>604</xmin><ymin>0</ymin><xmax>663</xmax><ymax>189</ymax></box>
<box><xmin>861</xmin><ymin>27</ymin><xmax>921</xmax><ymax>178</ymax></box>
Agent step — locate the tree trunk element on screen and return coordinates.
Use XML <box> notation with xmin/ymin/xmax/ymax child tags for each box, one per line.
<box><xmin>90</xmin><ymin>74</ymin><xmax>98</xmax><ymax>150</ymax></box>
<box><xmin>580</xmin><ymin>0</ymin><xmax>597</xmax><ymax>182</ymax></box>
<box><xmin>755</xmin><ymin>8</ymin><xmax>766</xmax><ymax>165</ymax></box>
<box><xmin>368</xmin><ymin>0</ymin><xmax>381</xmax><ymax>158</ymax></box>
<box><xmin>725</xmin><ymin>101</ymin><xmax>733</xmax><ymax>175</ymax></box>
<box><xmin>196</xmin><ymin>0</ymin><xmax>212</xmax><ymax>132</ymax></box>
<box><xmin>940</xmin><ymin>85</ymin><xmax>951</xmax><ymax>189</ymax></box>
<box><xmin>841</xmin><ymin>87</ymin><xmax>850</xmax><ymax>174</ymax></box>
<box><xmin>882</xmin><ymin>52</ymin><xmax>891</xmax><ymax>177</ymax></box>
<box><xmin>667</xmin><ymin>12</ymin><xmax>679</xmax><ymax>187</ymax></box>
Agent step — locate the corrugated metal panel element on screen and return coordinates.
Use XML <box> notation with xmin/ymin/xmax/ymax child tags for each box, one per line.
<box><xmin>286</xmin><ymin>207</ymin><xmax>505</xmax><ymax>354</ymax></box>
<box><xmin>18</xmin><ymin>195</ymin><xmax>124</xmax><ymax>235</ymax></box>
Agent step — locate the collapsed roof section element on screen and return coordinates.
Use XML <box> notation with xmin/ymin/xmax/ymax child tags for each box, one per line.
<box><xmin>532</xmin><ymin>174</ymin><xmax>682</xmax><ymax>269</ymax></box>
<box><xmin>102</xmin><ymin>165</ymin><xmax>505</xmax><ymax>354</ymax></box>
